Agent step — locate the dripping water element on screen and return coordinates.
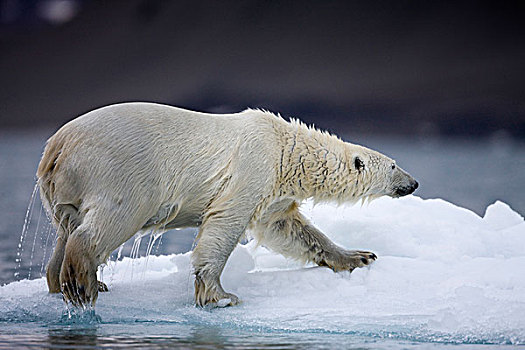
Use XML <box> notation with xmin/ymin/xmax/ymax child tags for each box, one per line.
<box><xmin>131</xmin><ymin>234</ymin><xmax>143</xmax><ymax>259</ymax></box>
<box><xmin>142</xmin><ymin>230</ymin><xmax>163</xmax><ymax>278</ymax></box>
<box><xmin>27</xmin><ymin>201</ymin><xmax>43</xmax><ymax>279</ymax></box>
<box><xmin>40</xmin><ymin>224</ymin><xmax>54</xmax><ymax>276</ymax></box>
<box><xmin>146</xmin><ymin>231</ymin><xmax>163</xmax><ymax>258</ymax></box>
<box><xmin>128</xmin><ymin>234</ymin><xmax>143</xmax><ymax>280</ymax></box>
<box><xmin>154</xmin><ymin>233</ymin><xmax>163</xmax><ymax>255</ymax></box>
<box><xmin>106</xmin><ymin>243</ymin><xmax>126</xmax><ymax>289</ymax></box>
<box><xmin>14</xmin><ymin>183</ymin><xmax>38</xmax><ymax>279</ymax></box>
<box><xmin>117</xmin><ymin>243</ymin><xmax>125</xmax><ymax>261</ymax></box>
<box><xmin>141</xmin><ymin>230</ymin><xmax>155</xmax><ymax>279</ymax></box>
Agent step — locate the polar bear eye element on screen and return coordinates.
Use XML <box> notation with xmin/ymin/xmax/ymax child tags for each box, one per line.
<box><xmin>354</xmin><ymin>157</ymin><xmax>364</xmax><ymax>172</ymax></box>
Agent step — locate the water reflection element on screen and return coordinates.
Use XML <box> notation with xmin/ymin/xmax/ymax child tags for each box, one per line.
<box><xmin>44</xmin><ymin>324</ymin><xmax>302</xmax><ymax>349</ymax></box>
<box><xmin>41</xmin><ymin>323</ymin><xmax>378</xmax><ymax>349</ymax></box>
<box><xmin>47</xmin><ymin>326</ymin><xmax>99</xmax><ymax>349</ymax></box>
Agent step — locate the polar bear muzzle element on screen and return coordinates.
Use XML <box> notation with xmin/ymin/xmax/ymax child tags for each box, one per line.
<box><xmin>391</xmin><ymin>166</ymin><xmax>419</xmax><ymax>197</ymax></box>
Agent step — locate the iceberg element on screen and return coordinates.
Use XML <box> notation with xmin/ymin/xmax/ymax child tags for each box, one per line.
<box><xmin>1</xmin><ymin>196</ymin><xmax>524</xmax><ymax>345</ymax></box>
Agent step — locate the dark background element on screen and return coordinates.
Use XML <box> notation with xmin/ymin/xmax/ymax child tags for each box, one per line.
<box><xmin>1</xmin><ymin>0</ymin><xmax>525</xmax><ymax>137</ymax></box>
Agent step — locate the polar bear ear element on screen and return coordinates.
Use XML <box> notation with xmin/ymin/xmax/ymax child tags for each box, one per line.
<box><xmin>354</xmin><ymin>156</ymin><xmax>365</xmax><ymax>172</ymax></box>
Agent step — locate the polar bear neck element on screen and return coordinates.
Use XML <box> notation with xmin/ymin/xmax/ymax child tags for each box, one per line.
<box><xmin>276</xmin><ymin>119</ymin><xmax>362</xmax><ymax>203</ymax></box>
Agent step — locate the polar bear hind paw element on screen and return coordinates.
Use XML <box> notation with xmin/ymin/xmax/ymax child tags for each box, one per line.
<box><xmin>59</xmin><ymin>239</ymin><xmax>99</xmax><ymax>307</ymax></box>
<box><xmin>60</xmin><ymin>259</ymin><xmax>98</xmax><ymax>308</ymax></box>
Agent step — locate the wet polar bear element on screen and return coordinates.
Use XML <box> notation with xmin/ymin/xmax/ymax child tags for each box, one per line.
<box><xmin>37</xmin><ymin>102</ymin><xmax>418</xmax><ymax>307</ymax></box>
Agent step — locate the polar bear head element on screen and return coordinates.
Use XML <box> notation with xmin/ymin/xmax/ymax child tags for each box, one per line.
<box><xmin>348</xmin><ymin>145</ymin><xmax>418</xmax><ymax>200</ymax></box>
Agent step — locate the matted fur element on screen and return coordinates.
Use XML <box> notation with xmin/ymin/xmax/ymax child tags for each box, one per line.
<box><xmin>37</xmin><ymin>102</ymin><xmax>417</xmax><ymax>307</ymax></box>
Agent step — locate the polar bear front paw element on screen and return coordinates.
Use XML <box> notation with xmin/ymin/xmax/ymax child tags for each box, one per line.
<box><xmin>194</xmin><ymin>274</ymin><xmax>240</xmax><ymax>308</ymax></box>
<box><xmin>345</xmin><ymin>250</ymin><xmax>377</xmax><ymax>270</ymax></box>
<box><xmin>215</xmin><ymin>293</ymin><xmax>240</xmax><ymax>308</ymax></box>
<box><xmin>320</xmin><ymin>250</ymin><xmax>377</xmax><ymax>272</ymax></box>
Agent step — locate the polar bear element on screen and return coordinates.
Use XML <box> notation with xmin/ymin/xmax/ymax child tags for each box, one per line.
<box><xmin>37</xmin><ymin>102</ymin><xmax>418</xmax><ymax>307</ymax></box>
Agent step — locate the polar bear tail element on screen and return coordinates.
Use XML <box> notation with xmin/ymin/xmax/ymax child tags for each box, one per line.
<box><xmin>37</xmin><ymin>129</ymin><xmax>66</xmax><ymax>180</ymax></box>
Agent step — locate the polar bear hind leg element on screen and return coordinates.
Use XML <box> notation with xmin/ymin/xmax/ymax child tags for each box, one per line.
<box><xmin>46</xmin><ymin>204</ymin><xmax>109</xmax><ymax>296</ymax></box>
<box><xmin>60</xmin><ymin>227</ymin><xmax>99</xmax><ymax>307</ymax></box>
<box><xmin>46</xmin><ymin>235</ymin><xmax>66</xmax><ymax>293</ymax></box>
<box><xmin>46</xmin><ymin>204</ymin><xmax>107</xmax><ymax>294</ymax></box>
<box><xmin>253</xmin><ymin>200</ymin><xmax>377</xmax><ymax>271</ymax></box>
<box><xmin>59</xmin><ymin>207</ymin><xmax>141</xmax><ymax>307</ymax></box>
<box><xmin>45</xmin><ymin>203</ymin><xmax>79</xmax><ymax>293</ymax></box>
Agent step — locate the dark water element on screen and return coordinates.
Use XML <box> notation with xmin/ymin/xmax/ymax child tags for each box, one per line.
<box><xmin>1</xmin><ymin>128</ymin><xmax>524</xmax><ymax>349</ymax></box>
<box><xmin>0</xmin><ymin>324</ymin><xmax>508</xmax><ymax>349</ymax></box>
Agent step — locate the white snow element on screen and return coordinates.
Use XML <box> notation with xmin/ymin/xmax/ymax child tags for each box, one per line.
<box><xmin>1</xmin><ymin>196</ymin><xmax>524</xmax><ymax>345</ymax></box>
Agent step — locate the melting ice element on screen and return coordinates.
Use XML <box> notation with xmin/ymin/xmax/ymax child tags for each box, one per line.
<box><xmin>1</xmin><ymin>196</ymin><xmax>524</xmax><ymax>345</ymax></box>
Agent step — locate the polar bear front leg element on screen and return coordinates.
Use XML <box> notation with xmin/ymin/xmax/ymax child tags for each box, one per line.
<box><xmin>191</xmin><ymin>213</ymin><xmax>247</xmax><ymax>307</ymax></box>
<box><xmin>254</xmin><ymin>202</ymin><xmax>377</xmax><ymax>272</ymax></box>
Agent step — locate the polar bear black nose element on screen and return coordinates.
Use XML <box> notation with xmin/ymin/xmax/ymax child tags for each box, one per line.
<box><xmin>395</xmin><ymin>180</ymin><xmax>418</xmax><ymax>197</ymax></box>
<box><xmin>407</xmin><ymin>180</ymin><xmax>419</xmax><ymax>194</ymax></box>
